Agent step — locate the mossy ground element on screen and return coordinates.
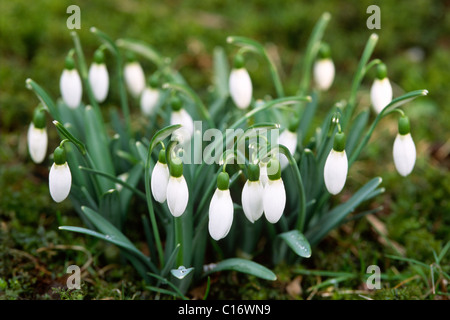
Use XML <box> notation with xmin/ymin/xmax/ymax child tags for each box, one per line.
<box><xmin>1</xmin><ymin>0</ymin><xmax>448</xmax><ymax>300</ymax></box>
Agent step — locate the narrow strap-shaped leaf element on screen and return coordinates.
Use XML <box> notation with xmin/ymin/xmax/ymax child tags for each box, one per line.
<box><xmin>212</xmin><ymin>46</ymin><xmax>229</xmax><ymax>99</ymax></box>
<box><xmin>305</xmin><ymin>177</ymin><xmax>383</xmax><ymax>246</ymax></box>
<box><xmin>99</xmin><ymin>189</ymin><xmax>122</xmax><ymax>229</ymax></box>
<box><xmin>25</xmin><ymin>78</ymin><xmax>60</xmax><ymax>122</ymax></box>
<box><xmin>204</xmin><ymin>258</ymin><xmax>277</xmax><ymax>281</ymax></box>
<box><xmin>278</xmin><ymin>230</ymin><xmax>312</xmax><ymax>258</ymax></box>
<box><xmin>345</xmin><ymin>110</ymin><xmax>369</xmax><ymax>156</ymax></box>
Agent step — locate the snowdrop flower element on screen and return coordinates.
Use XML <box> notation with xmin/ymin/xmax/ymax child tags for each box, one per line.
<box><xmin>324</xmin><ymin>132</ymin><xmax>348</xmax><ymax>195</ymax></box>
<box><xmin>278</xmin><ymin>128</ymin><xmax>298</xmax><ymax>170</ymax></box>
<box><xmin>27</xmin><ymin>107</ymin><xmax>48</xmax><ymax>164</ymax></box>
<box><xmin>241</xmin><ymin>164</ymin><xmax>264</xmax><ymax>223</ymax></box>
<box><xmin>151</xmin><ymin>149</ymin><xmax>170</xmax><ymax>203</ymax></box>
<box><xmin>88</xmin><ymin>49</ymin><xmax>109</xmax><ymax>103</ymax></box>
<box><xmin>263</xmin><ymin>159</ymin><xmax>286</xmax><ymax>224</ymax></box>
<box><xmin>140</xmin><ymin>75</ymin><xmax>160</xmax><ymax>116</ymax></box>
<box><xmin>170</xmin><ymin>96</ymin><xmax>194</xmax><ymax>142</ymax></box>
<box><xmin>124</xmin><ymin>53</ymin><xmax>145</xmax><ymax>98</ymax></box>
<box><xmin>313</xmin><ymin>43</ymin><xmax>335</xmax><ymax>91</ymax></box>
<box><xmin>166</xmin><ymin>157</ymin><xmax>189</xmax><ymax>217</ymax></box>
<box><xmin>393</xmin><ymin>115</ymin><xmax>416</xmax><ymax>177</ymax></box>
<box><xmin>49</xmin><ymin>145</ymin><xmax>72</xmax><ymax>203</ymax></box>
<box><xmin>209</xmin><ymin>172</ymin><xmax>234</xmax><ymax>240</ymax></box>
<box><xmin>60</xmin><ymin>54</ymin><xmax>82</xmax><ymax>109</ymax></box>
<box><xmin>229</xmin><ymin>54</ymin><xmax>252</xmax><ymax>109</ymax></box>
<box><xmin>370</xmin><ymin>63</ymin><xmax>393</xmax><ymax>114</ymax></box>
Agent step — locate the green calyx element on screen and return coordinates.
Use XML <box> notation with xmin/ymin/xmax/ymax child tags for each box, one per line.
<box><xmin>169</xmin><ymin>157</ymin><xmax>183</xmax><ymax>178</ymax></box>
<box><xmin>65</xmin><ymin>54</ymin><xmax>75</xmax><ymax>70</ymax></box>
<box><xmin>376</xmin><ymin>62</ymin><xmax>388</xmax><ymax>80</ymax></box>
<box><xmin>158</xmin><ymin>149</ymin><xmax>167</xmax><ymax>164</ymax></box>
<box><xmin>288</xmin><ymin>116</ymin><xmax>299</xmax><ymax>133</ymax></box>
<box><xmin>53</xmin><ymin>146</ymin><xmax>66</xmax><ymax>165</ymax></box>
<box><xmin>170</xmin><ymin>96</ymin><xmax>182</xmax><ymax>111</ymax></box>
<box><xmin>93</xmin><ymin>49</ymin><xmax>105</xmax><ymax>64</ymax></box>
<box><xmin>32</xmin><ymin>107</ymin><xmax>46</xmax><ymax>129</ymax></box>
<box><xmin>333</xmin><ymin>131</ymin><xmax>346</xmax><ymax>152</ymax></box>
<box><xmin>233</xmin><ymin>54</ymin><xmax>245</xmax><ymax>69</ymax></box>
<box><xmin>126</xmin><ymin>51</ymin><xmax>137</xmax><ymax>63</ymax></box>
<box><xmin>148</xmin><ymin>74</ymin><xmax>159</xmax><ymax>89</ymax></box>
<box><xmin>267</xmin><ymin>158</ymin><xmax>281</xmax><ymax>181</ymax></box>
<box><xmin>398</xmin><ymin>115</ymin><xmax>411</xmax><ymax>135</ymax></box>
<box><xmin>247</xmin><ymin>164</ymin><xmax>260</xmax><ymax>182</ymax></box>
<box><xmin>318</xmin><ymin>42</ymin><xmax>331</xmax><ymax>59</ymax></box>
<box><xmin>217</xmin><ymin>171</ymin><xmax>230</xmax><ymax>190</ymax></box>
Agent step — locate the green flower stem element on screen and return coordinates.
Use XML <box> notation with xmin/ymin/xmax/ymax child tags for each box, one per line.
<box><xmin>297</xmin><ymin>12</ymin><xmax>331</xmax><ymax>96</ymax></box>
<box><xmin>227</xmin><ymin>35</ymin><xmax>285</xmax><ymax>98</ymax></box>
<box><xmin>53</xmin><ymin>120</ymin><xmax>86</xmax><ymax>155</ymax></box>
<box><xmin>349</xmin><ymin>89</ymin><xmax>428</xmax><ymax>166</ymax></box>
<box><xmin>90</xmin><ymin>27</ymin><xmax>131</xmax><ymax>137</ymax></box>
<box><xmin>25</xmin><ymin>78</ymin><xmax>60</xmax><ymax>122</ymax></box>
<box><xmin>342</xmin><ymin>33</ymin><xmax>379</xmax><ymax>129</ymax></box>
<box><xmin>163</xmin><ymin>82</ymin><xmax>214</xmax><ymax>127</ymax></box>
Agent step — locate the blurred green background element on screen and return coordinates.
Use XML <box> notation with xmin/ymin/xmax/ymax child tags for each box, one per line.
<box><xmin>0</xmin><ymin>0</ymin><xmax>449</xmax><ymax>299</ymax></box>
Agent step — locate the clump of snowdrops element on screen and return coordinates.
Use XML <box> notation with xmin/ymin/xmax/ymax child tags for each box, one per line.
<box><xmin>26</xmin><ymin>12</ymin><xmax>427</xmax><ymax>297</ymax></box>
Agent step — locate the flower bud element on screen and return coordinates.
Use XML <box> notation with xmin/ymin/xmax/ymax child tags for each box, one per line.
<box><xmin>49</xmin><ymin>146</ymin><xmax>71</xmax><ymax>203</ymax></box>
<box><xmin>209</xmin><ymin>172</ymin><xmax>234</xmax><ymax>240</ymax></box>
<box><xmin>60</xmin><ymin>54</ymin><xmax>82</xmax><ymax>109</ymax></box>
<box><xmin>313</xmin><ymin>43</ymin><xmax>335</xmax><ymax>91</ymax></box>
<box><xmin>324</xmin><ymin>132</ymin><xmax>348</xmax><ymax>195</ymax></box>
<box><xmin>124</xmin><ymin>53</ymin><xmax>145</xmax><ymax>98</ymax></box>
<box><xmin>263</xmin><ymin>159</ymin><xmax>286</xmax><ymax>224</ymax></box>
<box><xmin>88</xmin><ymin>49</ymin><xmax>109</xmax><ymax>103</ymax></box>
<box><xmin>393</xmin><ymin>116</ymin><xmax>416</xmax><ymax>177</ymax></box>
<box><xmin>229</xmin><ymin>54</ymin><xmax>252</xmax><ymax>109</ymax></box>
<box><xmin>370</xmin><ymin>63</ymin><xmax>392</xmax><ymax>114</ymax></box>
<box><xmin>166</xmin><ymin>157</ymin><xmax>189</xmax><ymax>217</ymax></box>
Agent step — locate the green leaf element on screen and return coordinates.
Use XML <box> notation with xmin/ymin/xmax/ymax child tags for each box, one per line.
<box><xmin>279</xmin><ymin>230</ymin><xmax>312</xmax><ymax>258</ymax></box>
<box><xmin>99</xmin><ymin>189</ymin><xmax>122</xmax><ymax>229</ymax></box>
<box><xmin>25</xmin><ymin>78</ymin><xmax>60</xmax><ymax>121</ymax></box>
<box><xmin>52</xmin><ymin>120</ymin><xmax>86</xmax><ymax>155</ymax></box>
<box><xmin>300</xmin><ymin>148</ymin><xmax>319</xmax><ymax>205</ymax></box>
<box><xmin>297</xmin><ymin>91</ymin><xmax>319</xmax><ymax>145</ymax></box>
<box><xmin>212</xmin><ymin>46</ymin><xmax>229</xmax><ymax>99</ymax></box>
<box><xmin>305</xmin><ymin>177</ymin><xmax>383</xmax><ymax>246</ymax></box>
<box><xmin>205</xmin><ymin>258</ymin><xmax>277</xmax><ymax>281</ymax></box>
<box><xmin>381</xmin><ymin>89</ymin><xmax>429</xmax><ymax>116</ymax></box>
<box><xmin>346</xmin><ymin>110</ymin><xmax>369</xmax><ymax>156</ymax></box>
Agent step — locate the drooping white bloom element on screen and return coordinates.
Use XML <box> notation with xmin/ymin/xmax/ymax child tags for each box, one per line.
<box><xmin>278</xmin><ymin>129</ymin><xmax>298</xmax><ymax>170</ymax></box>
<box><xmin>241</xmin><ymin>180</ymin><xmax>264</xmax><ymax>223</ymax></box>
<box><xmin>151</xmin><ymin>161</ymin><xmax>169</xmax><ymax>203</ymax></box>
<box><xmin>393</xmin><ymin>133</ymin><xmax>416</xmax><ymax>177</ymax></box>
<box><xmin>166</xmin><ymin>175</ymin><xmax>189</xmax><ymax>217</ymax></box>
<box><xmin>229</xmin><ymin>68</ymin><xmax>252</xmax><ymax>109</ymax></box>
<box><xmin>170</xmin><ymin>108</ymin><xmax>194</xmax><ymax>142</ymax></box>
<box><xmin>27</xmin><ymin>123</ymin><xmax>48</xmax><ymax>164</ymax></box>
<box><xmin>370</xmin><ymin>77</ymin><xmax>393</xmax><ymax>114</ymax></box>
<box><xmin>60</xmin><ymin>69</ymin><xmax>82</xmax><ymax>109</ymax></box>
<box><xmin>208</xmin><ymin>188</ymin><xmax>234</xmax><ymax>241</ymax></box>
<box><xmin>88</xmin><ymin>63</ymin><xmax>109</xmax><ymax>103</ymax></box>
<box><xmin>124</xmin><ymin>61</ymin><xmax>145</xmax><ymax>98</ymax></box>
<box><xmin>140</xmin><ymin>87</ymin><xmax>160</xmax><ymax>116</ymax></box>
<box><xmin>263</xmin><ymin>178</ymin><xmax>286</xmax><ymax>224</ymax></box>
<box><xmin>313</xmin><ymin>58</ymin><xmax>335</xmax><ymax>91</ymax></box>
<box><xmin>324</xmin><ymin>149</ymin><xmax>348</xmax><ymax>195</ymax></box>
<box><xmin>49</xmin><ymin>162</ymin><xmax>72</xmax><ymax>203</ymax></box>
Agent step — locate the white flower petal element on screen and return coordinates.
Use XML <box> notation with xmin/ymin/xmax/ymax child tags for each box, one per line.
<box><xmin>208</xmin><ymin>189</ymin><xmax>234</xmax><ymax>240</ymax></box>
<box><xmin>170</xmin><ymin>108</ymin><xmax>194</xmax><ymax>141</ymax></box>
<box><xmin>88</xmin><ymin>63</ymin><xmax>109</xmax><ymax>103</ymax></box>
<box><xmin>324</xmin><ymin>149</ymin><xmax>348</xmax><ymax>195</ymax></box>
<box><xmin>27</xmin><ymin>123</ymin><xmax>48</xmax><ymax>164</ymax></box>
<box><xmin>313</xmin><ymin>58</ymin><xmax>335</xmax><ymax>91</ymax></box>
<box><xmin>166</xmin><ymin>176</ymin><xmax>189</xmax><ymax>217</ymax></box>
<box><xmin>241</xmin><ymin>180</ymin><xmax>264</xmax><ymax>223</ymax></box>
<box><xmin>370</xmin><ymin>78</ymin><xmax>393</xmax><ymax>114</ymax></box>
<box><xmin>151</xmin><ymin>161</ymin><xmax>169</xmax><ymax>203</ymax></box>
<box><xmin>263</xmin><ymin>179</ymin><xmax>286</xmax><ymax>223</ymax></box>
<box><xmin>393</xmin><ymin>133</ymin><xmax>416</xmax><ymax>177</ymax></box>
<box><xmin>49</xmin><ymin>162</ymin><xmax>72</xmax><ymax>203</ymax></box>
<box><xmin>60</xmin><ymin>69</ymin><xmax>83</xmax><ymax>109</ymax></box>
<box><xmin>278</xmin><ymin>129</ymin><xmax>298</xmax><ymax>170</ymax></box>
<box><xmin>259</xmin><ymin>163</ymin><xmax>269</xmax><ymax>187</ymax></box>
<box><xmin>229</xmin><ymin>68</ymin><xmax>252</xmax><ymax>109</ymax></box>
<box><xmin>140</xmin><ymin>87</ymin><xmax>160</xmax><ymax>116</ymax></box>
<box><xmin>124</xmin><ymin>62</ymin><xmax>145</xmax><ymax>98</ymax></box>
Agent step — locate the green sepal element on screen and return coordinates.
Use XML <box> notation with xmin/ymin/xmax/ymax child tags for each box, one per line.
<box><xmin>318</xmin><ymin>42</ymin><xmax>331</xmax><ymax>59</ymax></box>
<box><xmin>93</xmin><ymin>49</ymin><xmax>105</xmax><ymax>64</ymax></box>
<box><xmin>376</xmin><ymin>62</ymin><xmax>387</xmax><ymax>80</ymax></box>
<box><xmin>170</xmin><ymin>95</ymin><xmax>182</xmax><ymax>111</ymax></box>
<box><xmin>148</xmin><ymin>74</ymin><xmax>159</xmax><ymax>89</ymax></box>
<box><xmin>398</xmin><ymin>115</ymin><xmax>410</xmax><ymax>135</ymax></box>
<box><xmin>53</xmin><ymin>146</ymin><xmax>66</xmax><ymax>165</ymax></box>
<box><xmin>32</xmin><ymin>107</ymin><xmax>46</xmax><ymax>129</ymax></box>
<box><xmin>158</xmin><ymin>149</ymin><xmax>167</xmax><ymax>164</ymax></box>
<box><xmin>333</xmin><ymin>131</ymin><xmax>346</xmax><ymax>152</ymax></box>
<box><xmin>65</xmin><ymin>54</ymin><xmax>75</xmax><ymax>70</ymax></box>
<box><xmin>267</xmin><ymin>158</ymin><xmax>281</xmax><ymax>181</ymax></box>
<box><xmin>247</xmin><ymin>164</ymin><xmax>260</xmax><ymax>182</ymax></box>
<box><xmin>233</xmin><ymin>53</ymin><xmax>245</xmax><ymax>69</ymax></box>
<box><xmin>217</xmin><ymin>171</ymin><xmax>230</xmax><ymax>190</ymax></box>
<box><xmin>169</xmin><ymin>157</ymin><xmax>183</xmax><ymax>178</ymax></box>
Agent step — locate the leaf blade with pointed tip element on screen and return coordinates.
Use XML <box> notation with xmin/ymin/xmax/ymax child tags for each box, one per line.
<box><xmin>205</xmin><ymin>258</ymin><xmax>277</xmax><ymax>281</ymax></box>
<box><xmin>279</xmin><ymin>230</ymin><xmax>312</xmax><ymax>258</ymax></box>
